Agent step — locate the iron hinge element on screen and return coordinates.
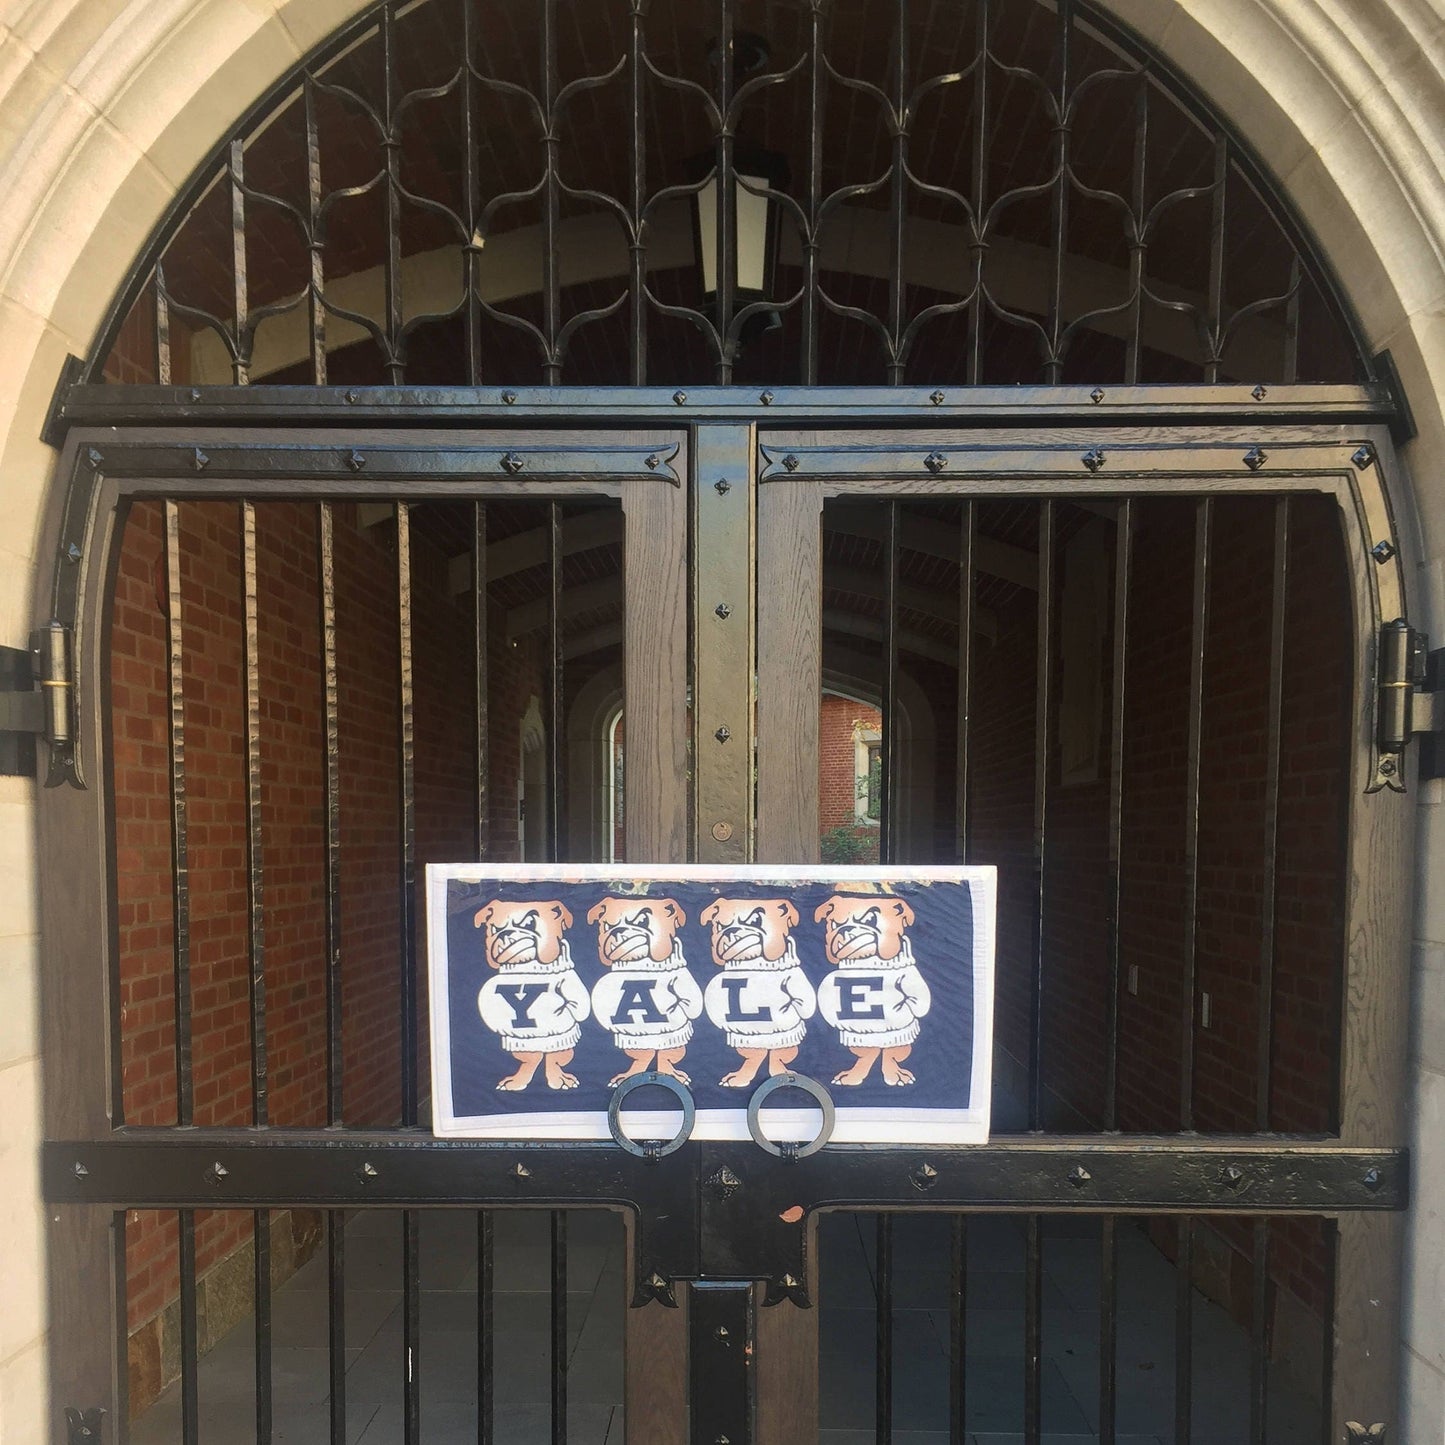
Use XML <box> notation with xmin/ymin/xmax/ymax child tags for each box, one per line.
<box><xmin>0</xmin><ymin>621</ymin><xmax>78</xmax><ymax>786</ymax></box>
<box><xmin>64</xmin><ymin>1406</ymin><xmax>106</xmax><ymax>1442</ymax></box>
<box><xmin>1377</xmin><ymin>620</ymin><xmax>1444</xmax><ymax>783</ymax></box>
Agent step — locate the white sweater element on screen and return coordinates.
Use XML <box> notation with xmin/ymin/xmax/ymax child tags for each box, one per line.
<box><xmin>703</xmin><ymin>939</ymin><xmax>818</xmax><ymax>1050</ymax></box>
<box><xmin>476</xmin><ymin>940</ymin><xmax>590</xmax><ymax>1053</ymax></box>
<box><xmin>817</xmin><ymin>938</ymin><xmax>932</xmax><ymax>1049</ymax></box>
<box><xmin>589</xmin><ymin>945</ymin><xmax>705</xmax><ymax>1051</ymax></box>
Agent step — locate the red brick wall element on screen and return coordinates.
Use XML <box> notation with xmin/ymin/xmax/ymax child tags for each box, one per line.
<box><xmin>819</xmin><ymin>693</ymin><xmax>881</xmax><ymax>861</ymax></box>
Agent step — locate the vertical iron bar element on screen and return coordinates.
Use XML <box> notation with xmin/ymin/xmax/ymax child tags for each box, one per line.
<box><xmin>241</xmin><ymin>501</ymin><xmax>272</xmax><ymax>1442</ymax></box>
<box><xmin>965</xmin><ymin>0</ymin><xmax>990</xmax><ymax>383</ymax></box>
<box><xmin>1102</xmin><ymin>500</ymin><xmax>1132</xmax><ymax>1130</ymax></box>
<box><xmin>541</xmin><ymin>0</ymin><xmax>561</xmax><ymax>382</ymax></box>
<box><xmin>1044</xmin><ymin>0</ymin><xmax>1072</xmax><ymax>382</ymax></box>
<box><xmin>801</xmin><ymin>0</ymin><xmax>824</xmax><ymax>383</ymax></box>
<box><xmin>1175</xmin><ymin>1217</ymin><xmax>1195</xmax><ymax>1445</ymax></box>
<box><xmin>475</xmin><ymin>503</ymin><xmax>489</xmax><ymax>859</ymax></box>
<box><xmin>404</xmin><ymin>1209</ymin><xmax>421</xmax><ymax>1445</ymax></box>
<box><xmin>886</xmin><ymin>0</ymin><xmax>909</xmax><ymax>383</ymax></box>
<box><xmin>1029</xmin><ymin>502</ymin><xmax>1055</xmax><ymax>1130</ymax></box>
<box><xmin>1099</xmin><ymin>1216</ymin><xmax>1118</xmax><ymax>1445</ymax></box>
<box><xmin>1204</xmin><ymin>135</ymin><xmax>1228</xmax><ymax>382</ymax></box>
<box><xmin>628</xmin><ymin>0</ymin><xmax>647</xmax><ymax>384</ymax></box>
<box><xmin>165</xmin><ymin>499</ymin><xmax>193</xmax><ymax>1127</ymax></box>
<box><xmin>1257</xmin><ymin>498</ymin><xmax>1289</xmax><ymax>1130</ymax></box>
<box><xmin>328</xmin><ymin>1210</ymin><xmax>346</xmax><ymax>1445</ymax></box>
<box><xmin>551</xmin><ymin>1211</ymin><xmax>568</xmax><ymax>1445</ymax></box>
<box><xmin>547</xmin><ymin>502</ymin><xmax>565</xmax><ymax>862</ymax></box>
<box><xmin>179</xmin><ymin>1209</ymin><xmax>199</xmax><ymax>1445</ymax></box>
<box><xmin>154</xmin><ymin>264</ymin><xmax>172</xmax><ymax>386</ymax></box>
<box><xmin>228</xmin><ymin>139</ymin><xmax>250</xmax><ymax>384</ymax></box>
<box><xmin>949</xmin><ymin>1215</ymin><xmax>967</xmax><ymax>1445</ymax></box>
<box><xmin>304</xmin><ymin>78</ymin><xmax>327</xmax><ymax>385</ymax></box>
<box><xmin>462</xmin><ymin>0</ymin><xmax>482</xmax><ymax>386</ymax></box>
<box><xmin>1282</xmin><ymin>254</ymin><xmax>1301</xmax><ymax>385</ymax></box>
<box><xmin>477</xmin><ymin>1212</ymin><xmax>494</xmax><ymax>1445</ymax></box>
<box><xmin>242</xmin><ymin>501</ymin><xmax>268</xmax><ymax>1128</ymax></box>
<box><xmin>319</xmin><ymin>505</ymin><xmax>343</xmax><ymax>1125</ymax></box>
<box><xmin>1124</xmin><ymin>76</ymin><xmax>1148</xmax><ymax>385</ymax></box>
<box><xmin>1180</xmin><ymin>499</ymin><xmax>1211</xmax><ymax>1130</ymax></box>
<box><xmin>382</xmin><ymin>5</ymin><xmax>405</xmax><ymax>383</ymax></box>
<box><xmin>1024</xmin><ymin>1216</ymin><xmax>1043</xmax><ymax>1445</ymax></box>
<box><xmin>397</xmin><ymin>502</ymin><xmax>417</xmax><ymax>1124</ymax></box>
<box><xmin>876</xmin><ymin>1216</ymin><xmax>894</xmax><ymax>1445</ymax></box>
<box><xmin>955</xmin><ymin>501</ymin><xmax>974</xmax><ymax>861</ymax></box>
<box><xmin>882</xmin><ymin>501</ymin><xmax>901</xmax><ymax>863</ymax></box>
<box><xmin>714</xmin><ymin>0</ymin><xmax>736</xmax><ymax>383</ymax></box>
<box><xmin>1249</xmin><ymin>1219</ymin><xmax>1270</xmax><ymax>1445</ymax></box>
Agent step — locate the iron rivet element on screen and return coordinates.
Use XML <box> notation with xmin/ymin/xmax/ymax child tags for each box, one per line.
<box><xmin>1362</xmin><ymin>1167</ymin><xmax>1382</xmax><ymax>1192</ymax></box>
<box><xmin>1352</xmin><ymin>444</ymin><xmax>1375</xmax><ymax>469</ymax></box>
<box><xmin>1379</xmin><ymin>758</ymin><xmax>1398</xmax><ymax>777</ymax></box>
<box><xmin>500</xmin><ymin>451</ymin><xmax>524</xmax><ymax>474</ymax></box>
<box><xmin>192</xmin><ymin>447</ymin><xmax>209</xmax><ymax>471</ymax></box>
<box><xmin>1251</xmin><ymin>384</ymin><xmax>1268</xmax><ymax>401</ymax></box>
<box><xmin>1222</xmin><ymin>1164</ymin><xmax>1245</xmax><ymax>1190</ymax></box>
<box><xmin>782</xmin><ymin>454</ymin><xmax>800</xmax><ymax>472</ymax></box>
<box><xmin>1068</xmin><ymin>1164</ymin><xmax>1091</xmax><ymax>1187</ymax></box>
<box><xmin>502</xmin><ymin>390</ymin><xmax>518</xmax><ymax>405</ymax></box>
<box><xmin>359</xmin><ymin>1161</ymin><xmax>378</xmax><ymax>1181</ymax></box>
<box><xmin>714</xmin><ymin>725</ymin><xmax>731</xmax><ymax>743</ymax></box>
<box><xmin>715</xmin><ymin>602</ymin><xmax>732</xmax><ymax>620</ymax></box>
<box><xmin>930</xmin><ymin>389</ymin><xmax>946</xmax><ymax>406</ymax></box>
<box><xmin>66</xmin><ymin>542</ymin><xmax>82</xmax><ymax>564</ymax></box>
<box><xmin>673</xmin><ymin>390</ymin><xmax>687</xmax><ymax>405</ymax></box>
<box><xmin>86</xmin><ymin>448</ymin><xmax>103</xmax><ymax>469</ymax></box>
<box><xmin>189</xmin><ymin>388</ymin><xmax>202</xmax><ymax>403</ymax></box>
<box><xmin>645</xmin><ymin>453</ymin><xmax>661</xmax><ymax>469</ymax></box>
<box><xmin>648</xmin><ymin>1271</ymin><xmax>668</xmax><ymax>1290</ymax></box>
<box><xmin>73</xmin><ymin>1161</ymin><xmax>89</xmax><ymax>1179</ymax></box>
<box><xmin>715</xmin><ymin>1326</ymin><xmax>730</xmax><ymax>1343</ymax></box>
<box><xmin>207</xmin><ymin>1161</ymin><xmax>229</xmax><ymax>1185</ymax></box>
<box><xmin>345</xmin><ymin>389</ymin><xmax>359</xmax><ymax>403</ymax></box>
<box><xmin>1090</xmin><ymin>387</ymin><xmax>1105</xmax><ymax>404</ymax></box>
<box><xmin>716</xmin><ymin>1436</ymin><xmax>732</xmax><ymax>1444</ymax></box>
<box><xmin>760</xmin><ymin>389</ymin><xmax>774</xmax><ymax>405</ymax></box>
<box><xmin>911</xmin><ymin>1161</ymin><xmax>938</xmax><ymax>1191</ymax></box>
<box><xmin>711</xmin><ymin>821</ymin><xmax>734</xmax><ymax>843</ymax></box>
<box><xmin>1082</xmin><ymin>448</ymin><xmax>1106</xmax><ymax>472</ymax></box>
<box><xmin>708</xmin><ymin>1164</ymin><xmax>742</xmax><ymax>1198</ymax></box>
<box><xmin>1371</xmin><ymin>539</ymin><xmax>1396</xmax><ymax>564</ymax></box>
<box><xmin>1243</xmin><ymin>446</ymin><xmax>1268</xmax><ymax>471</ymax></box>
<box><xmin>347</xmin><ymin>450</ymin><xmax>366</xmax><ymax>471</ymax></box>
<box><xmin>514</xmin><ymin>1161</ymin><xmax>532</xmax><ymax>1179</ymax></box>
<box><xmin>924</xmin><ymin>451</ymin><xmax>947</xmax><ymax>474</ymax></box>
<box><xmin>715</xmin><ymin>479</ymin><xmax>731</xmax><ymax>495</ymax></box>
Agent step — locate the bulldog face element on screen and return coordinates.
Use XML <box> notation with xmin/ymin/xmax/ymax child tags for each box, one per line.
<box><xmin>699</xmin><ymin>898</ymin><xmax>799</xmax><ymax>964</ymax></box>
<box><xmin>473</xmin><ymin>899</ymin><xmax>574</xmax><ymax>968</ymax></box>
<box><xmin>587</xmin><ymin>896</ymin><xmax>686</xmax><ymax>965</ymax></box>
<box><xmin>814</xmin><ymin>894</ymin><xmax>916</xmax><ymax>962</ymax></box>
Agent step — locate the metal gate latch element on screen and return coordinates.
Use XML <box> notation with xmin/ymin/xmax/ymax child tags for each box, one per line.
<box><xmin>0</xmin><ymin>621</ymin><xmax>76</xmax><ymax>785</ymax></box>
<box><xmin>1377</xmin><ymin>620</ymin><xmax>1443</xmax><ymax>782</ymax></box>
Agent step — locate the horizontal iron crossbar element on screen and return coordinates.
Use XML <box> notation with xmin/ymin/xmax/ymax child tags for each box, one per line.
<box><xmin>50</xmin><ymin>381</ymin><xmax>1396</xmax><ymax>435</ymax></box>
<box><xmin>46</xmin><ymin>1135</ymin><xmax>1404</xmax><ymax>1304</ymax></box>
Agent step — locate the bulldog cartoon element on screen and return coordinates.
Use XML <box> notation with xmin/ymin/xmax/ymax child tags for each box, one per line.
<box><xmin>815</xmin><ymin>893</ymin><xmax>931</xmax><ymax>1086</ymax></box>
<box><xmin>473</xmin><ymin>899</ymin><xmax>590</xmax><ymax>1091</ymax></box>
<box><xmin>701</xmin><ymin>898</ymin><xmax>818</xmax><ymax>1087</ymax></box>
<box><xmin>587</xmin><ymin>896</ymin><xmax>704</xmax><ymax>1087</ymax></box>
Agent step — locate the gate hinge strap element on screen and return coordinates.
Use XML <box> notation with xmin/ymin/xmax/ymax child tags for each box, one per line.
<box><xmin>0</xmin><ymin>621</ymin><xmax>77</xmax><ymax>785</ymax></box>
<box><xmin>1378</xmin><ymin>620</ymin><xmax>1444</xmax><ymax>780</ymax></box>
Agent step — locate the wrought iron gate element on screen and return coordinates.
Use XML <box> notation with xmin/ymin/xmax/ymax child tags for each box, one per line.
<box><xmin>31</xmin><ymin>384</ymin><xmax>1420</xmax><ymax>1445</ymax></box>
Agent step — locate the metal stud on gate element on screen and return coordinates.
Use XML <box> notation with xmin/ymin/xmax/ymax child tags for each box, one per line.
<box><xmin>607</xmin><ymin>1070</ymin><xmax>695</xmax><ymax>1159</ymax></box>
<box><xmin>746</xmin><ymin>1072</ymin><xmax>835</xmax><ymax>1159</ymax></box>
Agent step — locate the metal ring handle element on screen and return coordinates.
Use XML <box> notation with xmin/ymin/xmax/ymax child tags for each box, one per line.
<box><xmin>607</xmin><ymin>1071</ymin><xmax>695</xmax><ymax>1160</ymax></box>
<box><xmin>746</xmin><ymin>1072</ymin><xmax>835</xmax><ymax>1159</ymax></box>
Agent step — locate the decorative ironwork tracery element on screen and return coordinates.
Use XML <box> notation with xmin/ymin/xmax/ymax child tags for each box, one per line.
<box><xmin>94</xmin><ymin>0</ymin><xmax>1368</xmax><ymax>389</ymax></box>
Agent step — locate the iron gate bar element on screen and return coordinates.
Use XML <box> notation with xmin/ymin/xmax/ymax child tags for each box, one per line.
<box><xmin>1176</xmin><ymin>1216</ymin><xmax>1195</xmax><ymax>1444</ymax></box>
<box><xmin>319</xmin><ymin>502</ymin><xmax>344</xmax><ymax>1126</ymax></box>
<box><xmin>876</xmin><ymin>1214</ymin><xmax>893</xmax><ymax>1444</ymax></box>
<box><xmin>1025</xmin><ymin>1215</ymin><xmax>1043</xmax><ymax>1444</ymax></box>
<box><xmin>1029</xmin><ymin>502</ymin><xmax>1055</xmax><ymax>1130</ymax></box>
<box><xmin>1099</xmin><ymin>1214</ymin><xmax>1118</xmax><ymax>1445</ymax></box>
<box><xmin>551</xmin><ymin>1211</ymin><xmax>567</xmax><ymax>1445</ymax></box>
<box><xmin>948</xmin><ymin>1216</ymin><xmax>967</xmax><ymax>1445</ymax></box>
<box><xmin>474</xmin><ymin>501</ymin><xmax>489</xmax><ymax>861</ymax></box>
<box><xmin>1250</xmin><ymin>1217</ymin><xmax>1270</xmax><ymax>1445</ymax></box>
<box><xmin>1102</xmin><ymin>498</ymin><xmax>1132</xmax><ymax>1132</ymax></box>
<box><xmin>327</xmin><ymin>1209</ymin><xmax>345</xmax><ymax>1445</ymax></box>
<box><xmin>164</xmin><ymin>498</ymin><xmax>193</xmax><ymax>1130</ymax></box>
<box><xmin>477</xmin><ymin>1212</ymin><xmax>495</xmax><ymax>1445</ymax></box>
<box><xmin>955</xmin><ymin>500</ymin><xmax>974</xmax><ymax>864</ymax></box>
<box><xmin>398</xmin><ymin>500</ymin><xmax>419</xmax><ymax>1128</ymax></box>
<box><xmin>49</xmin><ymin>381</ymin><xmax>1400</xmax><ymax>432</ymax></box>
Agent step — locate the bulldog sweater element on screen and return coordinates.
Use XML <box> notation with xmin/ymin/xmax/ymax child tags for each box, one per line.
<box><xmin>817</xmin><ymin>937</ymin><xmax>932</xmax><ymax>1049</ymax></box>
<box><xmin>589</xmin><ymin>945</ymin><xmax>705</xmax><ymax>1051</ymax></box>
<box><xmin>703</xmin><ymin>939</ymin><xmax>818</xmax><ymax>1050</ymax></box>
<box><xmin>476</xmin><ymin>940</ymin><xmax>590</xmax><ymax>1053</ymax></box>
